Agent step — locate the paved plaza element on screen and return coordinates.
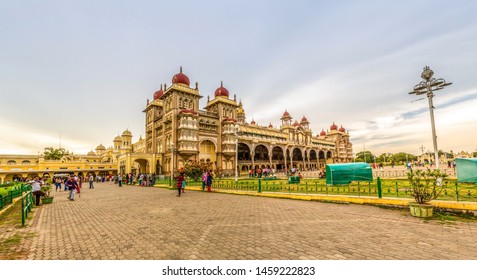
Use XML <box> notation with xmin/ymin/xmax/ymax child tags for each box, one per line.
<box><xmin>8</xmin><ymin>182</ymin><xmax>477</xmax><ymax>259</ymax></box>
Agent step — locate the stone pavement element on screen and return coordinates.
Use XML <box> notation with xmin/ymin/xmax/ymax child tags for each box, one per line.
<box><xmin>20</xmin><ymin>183</ymin><xmax>477</xmax><ymax>259</ymax></box>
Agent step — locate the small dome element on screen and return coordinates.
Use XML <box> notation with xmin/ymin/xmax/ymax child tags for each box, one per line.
<box><xmin>339</xmin><ymin>125</ymin><xmax>346</xmax><ymax>132</ymax></box>
<box><xmin>87</xmin><ymin>151</ymin><xmax>96</xmax><ymax>156</ymax></box>
<box><xmin>320</xmin><ymin>129</ymin><xmax>326</xmax><ymax>136</ymax></box>
<box><xmin>214</xmin><ymin>81</ymin><xmax>229</xmax><ymax>98</ymax></box>
<box><xmin>113</xmin><ymin>136</ymin><xmax>122</xmax><ymax>142</ymax></box>
<box><xmin>122</xmin><ymin>129</ymin><xmax>132</xmax><ymax>137</ymax></box>
<box><xmin>293</xmin><ymin>120</ymin><xmax>300</xmax><ymax>127</ymax></box>
<box><xmin>301</xmin><ymin>116</ymin><xmax>308</xmax><ymax>123</ymax></box>
<box><xmin>268</xmin><ymin>123</ymin><xmax>273</xmax><ymax>128</ymax></box>
<box><xmin>250</xmin><ymin>119</ymin><xmax>256</xmax><ymax>125</ymax></box>
<box><xmin>153</xmin><ymin>84</ymin><xmax>164</xmax><ymax>100</ymax></box>
<box><xmin>330</xmin><ymin>122</ymin><xmax>338</xmax><ymax>130</ymax></box>
<box><xmin>96</xmin><ymin>144</ymin><xmax>106</xmax><ymax>150</ymax></box>
<box><xmin>283</xmin><ymin>110</ymin><xmax>290</xmax><ymax>117</ymax></box>
<box><xmin>172</xmin><ymin>66</ymin><xmax>190</xmax><ymax>86</ymax></box>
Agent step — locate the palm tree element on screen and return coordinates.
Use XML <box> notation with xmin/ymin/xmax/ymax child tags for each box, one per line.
<box><xmin>43</xmin><ymin>147</ymin><xmax>67</xmax><ymax>160</ymax></box>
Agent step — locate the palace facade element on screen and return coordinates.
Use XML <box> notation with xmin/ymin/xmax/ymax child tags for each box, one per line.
<box><xmin>117</xmin><ymin>67</ymin><xmax>354</xmax><ymax>176</ymax></box>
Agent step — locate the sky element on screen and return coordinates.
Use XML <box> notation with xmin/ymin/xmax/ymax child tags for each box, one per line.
<box><xmin>1</xmin><ymin>0</ymin><xmax>477</xmax><ymax>156</ymax></box>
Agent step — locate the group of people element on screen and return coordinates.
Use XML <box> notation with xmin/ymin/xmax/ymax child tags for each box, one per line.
<box><xmin>28</xmin><ymin>174</ymin><xmax>92</xmax><ymax>205</ymax></box>
<box><xmin>248</xmin><ymin>167</ymin><xmax>275</xmax><ymax>178</ymax></box>
<box><xmin>174</xmin><ymin>169</ymin><xmax>214</xmax><ymax>197</ymax></box>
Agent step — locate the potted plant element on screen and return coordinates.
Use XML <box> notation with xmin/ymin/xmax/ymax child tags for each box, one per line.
<box><xmin>41</xmin><ymin>180</ymin><xmax>54</xmax><ymax>204</ymax></box>
<box><xmin>407</xmin><ymin>168</ymin><xmax>447</xmax><ymax>218</ymax></box>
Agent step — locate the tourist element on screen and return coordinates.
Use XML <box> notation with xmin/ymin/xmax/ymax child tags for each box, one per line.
<box><xmin>181</xmin><ymin>173</ymin><xmax>186</xmax><ymax>193</ymax></box>
<box><xmin>54</xmin><ymin>177</ymin><xmax>62</xmax><ymax>192</ymax></box>
<box><xmin>65</xmin><ymin>176</ymin><xmax>78</xmax><ymax>201</ymax></box>
<box><xmin>76</xmin><ymin>177</ymin><xmax>82</xmax><ymax>198</ymax></box>
<box><xmin>89</xmin><ymin>174</ymin><xmax>94</xmax><ymax>189</ymax></box>
<box><xmin>202</xmin><ymin>170</ymin><xmax>208</xmax><ymax>191</ymax></box>
<box><xmin>29</xmin><ymin>176</ymin><xmax>45</xmax><ymax>206</ymax></box>
<box><xmin>118</xmin><ymin>174</ymin><xmax>123</xmax><ymax>187</ymax></box>
<box><xmin>175</xmin><ymin>169</ymin><xmax>185</xmax><ymax>196</ymax></box>
<box><xmin>206</xmin><ymin>170</ymin><xmax>213</xmax><ymax>192</ymax></box>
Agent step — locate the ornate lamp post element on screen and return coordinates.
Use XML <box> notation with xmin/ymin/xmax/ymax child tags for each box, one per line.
<box><xmin>234</xmin><ymin>124</ymin><xmax>240</xmax><ymax>182</ymax></box>
<box><xmin>409</xmin><ymin>66</ymin><xmax>452</xmax><ymax>169</ymax></box>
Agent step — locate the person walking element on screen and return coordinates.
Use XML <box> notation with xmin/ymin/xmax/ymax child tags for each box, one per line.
<box><xmin>54</xmin><ymin>177</ymin><xmax>62</xmax><ymax>192</ymax></box>
<box><xmin>201</xmin><ymin>170</ymin><xmax>208</xmax><ymax>191</ymax></box>
<box><xmin>29</xmin><ymin>176</ymin><xmax>45</xmax><ymax>206</ymax></box>
<box><xmin>206</xmin><ymin>170</ymin><xmax>213</xmax><ymax>192</ymax></box>
<box><xmin>89</xmin><ymin>174</ymin><xmax>94</xmax><ymax>189</ymax></box>
<box><xmin>175</xmin><ymin>169</ymin><xmax>185</xmax><ymax>196</ymax></box>
<box><xmin>65</xmin><ymin>176</ymin><xmax>78</xmax><ymax>201</ymax></box>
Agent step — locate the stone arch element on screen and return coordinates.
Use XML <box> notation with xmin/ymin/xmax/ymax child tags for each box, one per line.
<box><xmin>254</xmin><ymin>144</ymin><xmax>269</xmax><ymax>161</ymax></box>
<box><xmin>272</xmin><ymin>146</ymin><xmax>285</xmax><ymax>160</ymax></box>
<box><xmin>132</xmin><ymin>158</ymin><xmax>150</xmax><ymax>174</ymax></box>
<box><xmin>199</xmin><ymin>139</ymin><xmax>217</xmax><ymax>163</ymax></box>
<box><xmin>238</xmin><ymin>143</ymin><xmax>251</xmax><ymax>160</ymax></box>
<box><xmin>292</xmin><ymin>147</ymin><xmax>303</xmax><ymax>161</ymax></box>
<box><xmin>310</xmin><ymin>150</ymin><xmax>317</xmax><ymax>161</ymax></box>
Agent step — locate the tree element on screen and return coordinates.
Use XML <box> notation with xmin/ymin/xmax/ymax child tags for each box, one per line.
<box><xmin>43</xmin><ymin>147</ymin><xmax>67</xmax><ymax>160</ymax></box>
<box><xmin>183</xmin><ymin>161</ymin><xmax>210</xmax><ymax>181</ymax></box>
<box><xmin>355</xmin><ymin>151</ymin><xmax>375</xmax><ymax>163</ymax></box>
<box><xmin>391</xmin><ymin>152</ymin><xmax>417</xmax><ymax>164</ymax></box>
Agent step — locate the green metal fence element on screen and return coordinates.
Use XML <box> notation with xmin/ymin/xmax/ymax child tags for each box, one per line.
<box><xmin>0</xmin><ymin>183</ymin><xmax>31</xmax><ymax>210</ymax></box>
<box><xmin>212</xmin><ymin>178</ymin><xmax>477</xmax><ymax>202</ymax></box>
<box><xmin>21</xmin><ymin>190</ymin><xmax>34</xmax><ymax>226</ymax></box>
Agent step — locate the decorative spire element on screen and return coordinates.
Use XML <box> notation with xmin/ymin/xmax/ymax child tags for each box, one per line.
<box><xmin>180</xmin><ymin>66</ymin><xmax>183</xmax><ymax>73</ymax></box>
<box><xmin>234</xmin><ymin>94</ymin><xmax>236</xmax><ymax>101</ymax></box>
<box><xmin>195</xmin><ymin>82</ymin><xmax>198</xmax><ymax>90</ymax></box>
<box><xmin>207</xmin><ymin>95</ymin><xmax>210</xmax><ymax>102</ymax></box>
<box><xmin>221</xmin><ymin>80</ymin><xmax>223</xmax><ymax>87</ymax></box>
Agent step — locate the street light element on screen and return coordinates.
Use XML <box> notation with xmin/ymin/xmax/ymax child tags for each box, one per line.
<box><xmin>234</xmin><ymin>124</ymin><xmax>240</xmax><ymax>182</ymax></box>
<box><xmin>409</xmin><ymin>66</ymin><xmax>452</xmax><ymax>170</ymax></box>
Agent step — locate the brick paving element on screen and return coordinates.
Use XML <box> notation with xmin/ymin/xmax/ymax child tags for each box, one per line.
<box><xmin>18</xmin><ymin>183</ymin><xmax>477</xmax><ymax>259</ymax></box>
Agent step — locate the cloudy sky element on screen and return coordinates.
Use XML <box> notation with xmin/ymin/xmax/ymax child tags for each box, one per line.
<box><xmin>1</xmin><ymin>0</ymin><xmax>476</xmax><ymax>156</ymax></box>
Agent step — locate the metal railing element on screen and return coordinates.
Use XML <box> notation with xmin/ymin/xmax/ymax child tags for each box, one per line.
<box><xmin>0</xmin><ymin>183</ymin><xmax>30</xmax><ymax>210</ymax></box>
<box><xmin>211</xmin><ymin>178</ymin><xmax>477</xmax><ymax>202</ymax></box>
<box><xmin>21</xmin><ymin>189</ymin><xmax>34</xmax><ymax>226</ymax></box>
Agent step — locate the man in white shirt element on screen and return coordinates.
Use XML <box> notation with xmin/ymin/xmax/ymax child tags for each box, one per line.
<box><xmin>29</xmin><ymin>176</ymin><xmax>45</xmax><ymax>206</ymax></box>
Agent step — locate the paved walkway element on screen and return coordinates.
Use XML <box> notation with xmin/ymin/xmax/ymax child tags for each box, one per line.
<box><xmin>18</xmin><ymin>183</ymin><xmax>477</xmax><ymax>259</ymax></box>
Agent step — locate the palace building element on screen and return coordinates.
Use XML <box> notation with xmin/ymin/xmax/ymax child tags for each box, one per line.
<box><xmin>117</xmin><ymin>67</ymin><xmax>354</xmax><ymax>176</ymax></box>
<box><xmin>0</xmin><ymin>67</ymin><xmax>354</xmax><ymax>183</ymax></box>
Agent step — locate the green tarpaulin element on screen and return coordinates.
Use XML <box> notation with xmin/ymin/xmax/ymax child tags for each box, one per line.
<box><xmin>326</xmin><ymin>163</ymin><xmax>373</xmax><ymax>185</ymax></box>
<box><xmin>456</xmin><ymin>158</ymin><xmax>477</xmax><ymax>183</ymax></box>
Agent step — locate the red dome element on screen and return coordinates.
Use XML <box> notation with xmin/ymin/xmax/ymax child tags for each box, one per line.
<box><xmin>283</xmin><ymin>110</ymin><xmax>290</xmax><ymax>117</ymax></box>
<box><xmin>268</xmin><ymin>123</ymin><xmax>273</xmax><ymax>128</ymax></box>
<box><xmin>330</xmin><ymin>122</ymin><xmax>338</xmax><ymax>130</ymax></box>
<box><xmin>320</xmin><ymin>129</ymin><xmax>326</xmax><ymax>136</ymax></box>
<box><xmin>251</xmin><ymin>119</ymin><xmax>256</xmax><ymax>125</ymax></box>
<box><xmin>339</xmin><ymin>125</ymin><xmax>346</xmax><ymax>132</ymax></box>
<box><xmin>293</xmin><ymin>120</ymin><xmax>300</xmax><ymax>127</ymax></box>
<box><xmin>172</xmin><ymin>66</ymin><xmax>190</xmax><ymax>86</ymax></box>
<box><xmin>301</xmin><ymin>116</ymin><xmax>308</xmax><ymax>123</ymax></box>
<box><xmin>214</xmin><ymin>81</ymin><xmax>229</xmax><ymax>97</ymax></box>
<box><xmin>153</xmin><ymin>84</ymin><xmax>164</xmax><ymax>100</ymax></box>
